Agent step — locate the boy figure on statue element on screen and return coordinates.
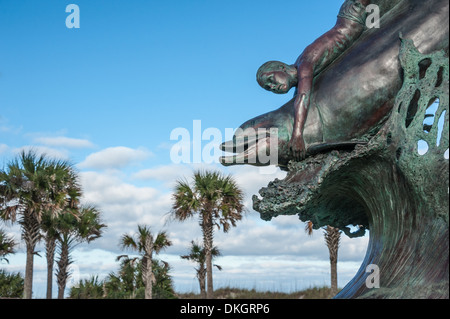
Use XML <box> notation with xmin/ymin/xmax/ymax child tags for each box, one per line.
<box><xmin>257</xmin><ymin>0</ymin><xmax>370</xmax><ymax>161</ymax></box>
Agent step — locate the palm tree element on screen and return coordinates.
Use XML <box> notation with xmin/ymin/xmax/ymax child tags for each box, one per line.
<box><xmin>113</xmin><ymin>255</ymin><xmax>141</xmax><ymax>299</ymax></box>
<box><xmin>41</xmin><ymin>158</ymin><xmax>82</xmax><ymax>297</ymax></box>
<box><xmin>0</xmin><ymin>269</ymin><xmax>24</xmax><ymax>298</ymax></box>
<box><xmin>79</xmin><ymin>255</ymin><xmax>176</xmax><ymax>299</ymax></box>
<box><xmin>171</xmin><ymin>170</ymin><xmax>245</xmax><ymax>299</ymax></box>
<box><xmin>119</xmin><ymin>225</ymin><xmax>172</xmax><ymax>299</ymax></box>
<box><xmin>55</xmin><ymin>205</ymin><xmax>106</xmax><ymax>299</ymax></box>
<box><xmin>0</xmin><ymin>150</ymin><xmax>78</xmax><ymax>299</ymax></box>
<box><xmin>0</xmin><ymin>228</ymin><xmax>16</xmax><ymax>263</ymax></box>
<box><xmin>0</xmin><ymin>151</ymin><xmax>46</xmax><ymax>299</ymax></box>
<box><xmin>305</xmin><ymin>221</ymin><xmax>341</xmax><ymax>297</ymax></box>
<box><xmin>151</xmin><ymin>259</ymin><xmax>176</xmax><ymax>299</ymax></box>
<box><xmin>69</xmin><ymin>275</ymin><xmax>105</xmax><ymax>299</ymax></box>
<box><xmin>104</xmin><ymin>271</ymin><xmax>127</xmax><ymax>299</ymax></box>
<box><xmin>181</xmin><ymin>240</ymin><xmax>222</xmax><ymax>299</ymax></box>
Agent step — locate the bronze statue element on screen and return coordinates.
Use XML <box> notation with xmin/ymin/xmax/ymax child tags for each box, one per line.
<box><xmin>256</xmin><ymin>0</ymin><xmax>371</xmax><ymax>161</ymax></box>
<box><xmin>220</xmin><ymin>0</ymin><xmax>449</xmax><ymax>169</ymax></box>
<box><xmin>220</xmin><ymin>0</ymin><xmax>449</xmax><ymax>299</ymax></box>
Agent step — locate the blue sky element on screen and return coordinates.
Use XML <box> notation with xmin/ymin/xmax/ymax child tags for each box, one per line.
<box><xmin>0</xmin><ymin>0</ymin><xmax>342</xmax><ymax>165</ymax></box>
<box><xmin>0</xmin><ymin>0</ymin><xmax>372</xmax><ymax>298</ymax></box>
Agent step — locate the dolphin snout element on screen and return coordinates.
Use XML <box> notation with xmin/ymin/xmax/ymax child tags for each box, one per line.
<box><xmin>220</xmin><ymin>128</ymin><xmax>275</xmax><ymax>167</ymax></box>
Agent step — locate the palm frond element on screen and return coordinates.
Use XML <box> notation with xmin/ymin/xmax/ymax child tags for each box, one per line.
<box><xmin>120</xmin><ymin>234</ymin><xmax>138</xmax><ymax>251</ymax></box>
<box><xmin>153</xmin><ymin>230</ymin><xmax>173</xmax><ymax>254</ymax></box>
<box><xmin>305</xmin><ymin>221</ymin><xmax>314</xmax><ymax>236</ymax></box>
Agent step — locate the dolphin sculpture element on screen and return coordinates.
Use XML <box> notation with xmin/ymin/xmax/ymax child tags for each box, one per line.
<box><xmin>220</xmin><ymin>0</ymin><xmax>449</xmax><ymax>169</ymax></box>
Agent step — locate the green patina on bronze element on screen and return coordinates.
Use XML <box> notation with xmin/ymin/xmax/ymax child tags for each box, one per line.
<box><xmin>220</xmin><ymin>0</ymin><xmax>448</xmax><ymax>299</ymax></box>
<box><xmin>253</xmin><ymin>38</ymin><xmax>449</xmax><ymax>299</ymax></box>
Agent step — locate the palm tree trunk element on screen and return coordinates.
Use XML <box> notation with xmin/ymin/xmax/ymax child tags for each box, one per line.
<box><xmin>24</xmin><ymin>246</ymin><xmax>35</xmax><ymax>299</ymax></box>
<box><xmin>198</xmin><ymin>266</ymin><xmax>207</xmax><ymax>299</ymax></box>
<box><xmin>56</xmin><ymin>238</ymin><xmax>71</xmax><ymax>299</ymax></box>
<box><xmin>202</xmin><ymin>215</ymin><xmax>214</xmax><ymax>299</ymax></box>
<box><xmin>144</xmin><ymin>258</ymin><xmax>153</xmax><ymax>299</ymax></box>
<box><xmin>45</xmin><ymin>237</ymin><xmax>56</xmax><ymax>299</ymax></box>
<box><xmin>144</xmin><ymin>236</ymin><xmax>153</xmax><ymax>299</ymax></box>
<box><xmin>22</xmin><ymin>213</ymin><xmax>41</xmax><ymax>299</ymax></box>
<box><xmin>324</xmin><ymin>226</ymin><xmax>341</xmax><ymax>297</ymax></box>
<box><xmin>330</xmin><ymin>256</ymin><xmax>338</xmax><ymax>295</ymax></box>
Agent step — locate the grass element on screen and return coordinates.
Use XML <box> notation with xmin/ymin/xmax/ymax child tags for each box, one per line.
<box><xmin>177</xmin><ymin>286</ymin><xmax>337</xmax><ymax>299</ymax></box>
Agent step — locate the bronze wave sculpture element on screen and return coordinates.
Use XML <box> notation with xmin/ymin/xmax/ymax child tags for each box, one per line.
<box><xmin>220</xmin><ymin>0</ymin><xmax>449</xmax><ymax>299</ymax></box>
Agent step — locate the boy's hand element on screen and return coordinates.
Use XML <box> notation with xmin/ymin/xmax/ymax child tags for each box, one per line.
<box><xmin>289</xmin><ymin>92</ymin><xmax>308</xmax><ymax>161</ymax></box>
<box><xmin>288</xmin><ymin>131</ymin><xmax>307</xmax><ymax>161</ymax></box>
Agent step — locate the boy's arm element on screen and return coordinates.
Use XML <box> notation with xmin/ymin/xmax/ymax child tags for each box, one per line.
<box><xmin>288</xmin><ymin>0</ymin><xmax>370</xmax><ymax>161</ymax></box>
<box><xmin>289</xmin><ymin>62</ymin><xmax>313</xmax><ymax>161</ymax></box>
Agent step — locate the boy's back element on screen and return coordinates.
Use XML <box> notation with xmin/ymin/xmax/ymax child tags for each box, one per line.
<box><xmin>295</xmin><ymin>0</ymin><xmax>368</xmax><ymax>77</ymax></box>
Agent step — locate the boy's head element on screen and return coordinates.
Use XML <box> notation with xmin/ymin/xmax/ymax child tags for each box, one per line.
<box><xmin>256</xmin><ymin>61</ymin><xmax>297</xmax><ymax>94</ymax></box>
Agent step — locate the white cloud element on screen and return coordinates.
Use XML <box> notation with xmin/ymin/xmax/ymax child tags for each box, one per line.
<box><xmin>34</xmin><ymin>136</ymin><xmax>94</xmax><ymax>149</ymax></box>
<box><xmin>0</xmin><ymin>143</ymin><xmax>8</xmax><ymax>155</ymax></box>
<box><xmin>78</xmin><ymin>146</ymin><xmax>152</xmax><ymax>170</ymax></box>
<box><xmin>132</xmin><ymin>163</ymin><xmax>222</xmax><ymax>189</ymax></box>
<box><xmin>80</xmin><ymin>171</ymin><xmax>163</xmax><ymax>206</ymax></box>
<box><xmin>339</xmin><ymin>234</ymin><xmax>369</xmax><ymax>261</ymax></box>
<box><xmin>78</xmin><ymin>170</ymin><xmax>173</xmax><ymax>252</ymax></box>
<box><xmin>12</xmin><ymin>145</ymin><xmax>70</xmax><ymax>160</ymax></box>
<box><xmin>133</xmin><ymin>164</ymin><xmax>193</xmax><ymax>182</ymax></box>
<box><xmin>212</xmin><ymin>217</ymin><xmax>320</xmax><ymax>256</ymax></box>
<box><xmin>225</xmin><ymin>165</ymin><xmax>287</xmax><ymax>206</ymax></box>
